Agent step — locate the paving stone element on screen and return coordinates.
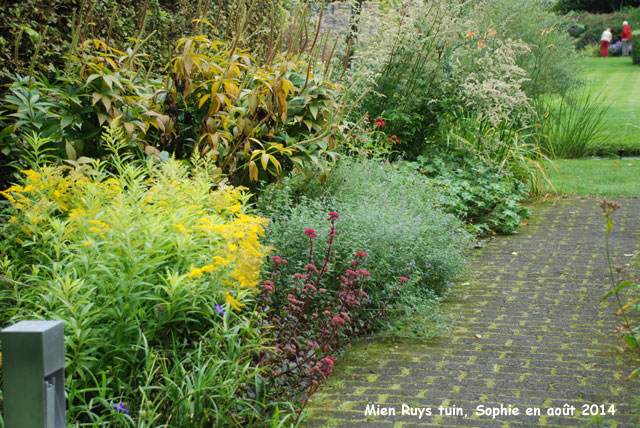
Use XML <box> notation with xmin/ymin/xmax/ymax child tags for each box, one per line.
<box><xmin>302</xmin><ymin>198</ymin><xmax>640</xmax><ymax>427</ymax></box>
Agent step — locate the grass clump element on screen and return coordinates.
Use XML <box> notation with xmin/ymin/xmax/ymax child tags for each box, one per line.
<box><xmin>536</xmin><ymin>90</ymin><xmax>607</xmax><ymax>159</ymax></box>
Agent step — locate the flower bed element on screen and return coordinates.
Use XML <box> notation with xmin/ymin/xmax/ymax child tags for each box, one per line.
<box><xmin>0</xmin><ymin>149</ymin><xmax>276</xmax><ymax>425</ymax></box>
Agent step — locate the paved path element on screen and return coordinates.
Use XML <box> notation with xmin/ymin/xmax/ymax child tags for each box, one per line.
<box><xmin>303</xmin><ymin>198</ymin><xmax>640</xmax><ymax>427</ymax></box>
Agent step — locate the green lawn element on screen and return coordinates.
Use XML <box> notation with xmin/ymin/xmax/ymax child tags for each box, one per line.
<box><xmin>582</xmin><ymin>57</ymin><xmax>640</xmax><ymax>154</ymax></box>
<box><xmin>543</xmin><ymin>158</ymin><xmax>640</xmax><ymax>197</ymax></box>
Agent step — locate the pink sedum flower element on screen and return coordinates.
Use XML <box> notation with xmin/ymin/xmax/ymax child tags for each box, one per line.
<box><xmin>331</xmin><ymin>315</ymin><xmax>345</xmax><ymax>325</ymax></box>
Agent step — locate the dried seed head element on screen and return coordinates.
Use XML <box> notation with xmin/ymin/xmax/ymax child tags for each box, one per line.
<box><xmin>600</xmin><ymin>198</ymin><xmax>621</xmax><ymax>215</ymax></box>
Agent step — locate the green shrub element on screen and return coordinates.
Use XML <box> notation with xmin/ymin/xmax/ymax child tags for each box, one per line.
<box><xmin>0</xmin><ymin>126</ymin><xmax>282</xmax><ymax>426</ymax></box>
<box><xmin>162</xmin><ymin>34</ymin><xmax>343</xmax><ymax>186</ymax></box>
<box><xmin>554</xmin><ymin>0</ymin><xmax>640</xmax><ymax>14</ymax></box>
<box><xmin>581</xmin><ymin>42</ymin><xmax>602</xmax><ymax>57</ymax></box>
<box><xmin>633</xmin><ymin>39</ymin><xmax>640</xmax><ymax>63</ymax></box>
<box><xmin>0</xmin><ymin>0</ymin><xmax>288</xmax><ymax>83</ymax></box>
<box><xmin>411</xmin><ymin>149</ymin><xmax>531</xmax><ymax>235</ymax></box>
<box><xmin>1</xmin><ymin>32</ymin><xmax>344</xmax><ymax>189</ymax></box>
<box><xmin>257</xmin><ymin>158</ymin><xmax>471</xmax><ymax>334</ymax></box>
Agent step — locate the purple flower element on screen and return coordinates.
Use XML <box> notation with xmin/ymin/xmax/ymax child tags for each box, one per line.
<box><xmin>215</xmin><ymin>304</ymin><xmax>224</xmax><ymax>315</ymax></box>
<box><xmin>113</xmin><ymin>402</ymin><xmax>129</xmax><ymax>413</ymax></box>
<box><xmin>447</xmin><ymin>282</ymin><xmax>454</xmax><ymax>289</ymax></box>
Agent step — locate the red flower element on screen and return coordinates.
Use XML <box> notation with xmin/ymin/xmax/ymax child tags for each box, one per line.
<box><xmin>317</xmin><ymin>355</ymin><xmax>335</xmax><ymax>376</ymax></box>
<box><xmin>398</xmin><ymin>276</ymin><xmax>409</xmax><ymax>283</ymax></box>
<box><xmin>327</xmin><ymin>212</ymin><xmax>340</xmax><ymax>221</ymax></box>
<box><xmin>322</xmin><ymin>355</ymin><xmax>335</xmax><ymax>367</ymax></box>
<box><xmin>288</xmin><ymin>296</ymin><xmax>304</xmax><ymax>305</ymax></box>
<box><xmin>374</xmin><ymin>117</ymin><xmax>386</xmax><ymax>127</ymax></box>
<box><xmin>331</xmin><ymin>315</ymin><xmax>345</xmax><ymax>325</ymax></box>
<box><xmin>272</xmin><ymin>255</ymin><xmax>286</xmax><ymax>266</ymax></box>
<box><xmin>358</xmin><ymin>269</ymin><xmax>371</xmax><ymax>277</ymax></box>
<box><xmin>304</xmin><ymin>228</ymin><xmax>317</xmax><ymax>239</ymax></box>
<box><xmin>260</xmin><ymin>280</ymin><xmax>275</xmax><ymax>293</ymax></box>
<box><xmin>355</xmin><ymin>250</ymin><xmax>368</xmax><ymax>258</ymax></box>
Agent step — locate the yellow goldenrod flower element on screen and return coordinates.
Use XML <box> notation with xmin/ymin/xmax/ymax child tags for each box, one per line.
<box><xmin>0</xmin><ymin>190</ymin><xmax>16</xmax><ymax>203</ymax></box>
<box><xmin>83</xmin><ymin>240</ymin><xmax>92</xmax><ymax>246</ymax></box>
<box><xmin>188</xmin><ymin>267</ymin><xmax>204</xmax><ymax>279</ymax></box>
<box><xmin>171</xmin><ymin>223</ymin><xmax>187</xmax><ymax>232</ymax></box>
<box><xmin>4</xmin><ymin>185</ymin><xmax>24</xmax><ymax>193</ymax></box>
<box><xmin>88</xmin><ymin>219</ymin><xmax>111</xmax><ymax>230</ymax></box>
<box><xmin>69</xmin><ymin>208</ymin><xmax>87</xmax><ymax>219</ymax></box>
<box><xmin>225</xmin><ymin>292</ymin><xmax>245</xmax><ymax>311</ymax></box>
<box><xmin>88</xmin><ymin>227</ymin><xmax>105</xmax><ymax>236</ymax></box>
<box><xmin>212</xmin><ymin>256</ymin><xmax>228</xmax><ymax>266</ymax></box>
<box><xmin>201</xmin><ymin>264</ymin><xmax>216</xmax><ymax>273</ymax></box>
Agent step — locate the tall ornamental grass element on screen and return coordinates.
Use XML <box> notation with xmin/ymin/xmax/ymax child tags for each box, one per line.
<box><xmin>535</xmin><ymin>91</ymin><xmax>607</xmax><ymax>159</ymax></box>
<box><xmin>0</xmin><ymin>126</ymin><xmax>288</xmax><ymax>426</ymax></box>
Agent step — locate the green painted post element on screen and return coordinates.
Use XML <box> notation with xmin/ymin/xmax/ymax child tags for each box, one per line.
<box><xmin>1</xmin><ymin>320</ymin><xmax>65</xmax><ymax>428</ymax></box>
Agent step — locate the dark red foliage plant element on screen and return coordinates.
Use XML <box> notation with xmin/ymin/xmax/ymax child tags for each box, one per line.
<box><xmin>257</xmin><ymin>212</ymin><xmax>407</xmax><ymax>422</ymax></box>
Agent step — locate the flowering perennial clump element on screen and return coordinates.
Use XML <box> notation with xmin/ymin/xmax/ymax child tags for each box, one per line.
<box><xmin>257</xmin><ymin>212</ymin><xmax>407</xmax><ymax>423</ymax></box>
<box><xmin>2</xmin><ymin>163</ymin><xmax>268</xmax><ymax>301</ymax></box>
<box><xmin>0</xmin><ymin>158</ymin><xmax>270</xmax><ymax>425</ymax></box>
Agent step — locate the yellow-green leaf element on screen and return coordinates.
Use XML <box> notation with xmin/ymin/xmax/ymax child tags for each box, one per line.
<box><xmin>198</xmin><ymin>94</ymin><xmax>211</xmax><ymax>108</ymax></box>
<box><xmin>249</xmin><ymin>161</ymin><xmax>258</xmax><ymax>181</ymax></box>
<box><xmin>261</xmin><ymin>153</ymin><xmax>270</xmax><ymax>169</ymax></box>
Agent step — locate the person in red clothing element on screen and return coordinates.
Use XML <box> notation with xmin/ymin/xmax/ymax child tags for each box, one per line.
<box><xmin>621</xmin><ymin>21</ymin><xmax>632</xmax><ymax>57</ymax></box>
<box><xmin>601</xmin><ymin>28</ymin><xmax>612</xmax><ymax>57</ymax></box>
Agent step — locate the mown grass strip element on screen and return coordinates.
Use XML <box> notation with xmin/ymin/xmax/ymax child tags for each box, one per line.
<box><xmin>543</xmin><ymin>158</ymin><xmax>640</xmax><ymax>197</ymax></box>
